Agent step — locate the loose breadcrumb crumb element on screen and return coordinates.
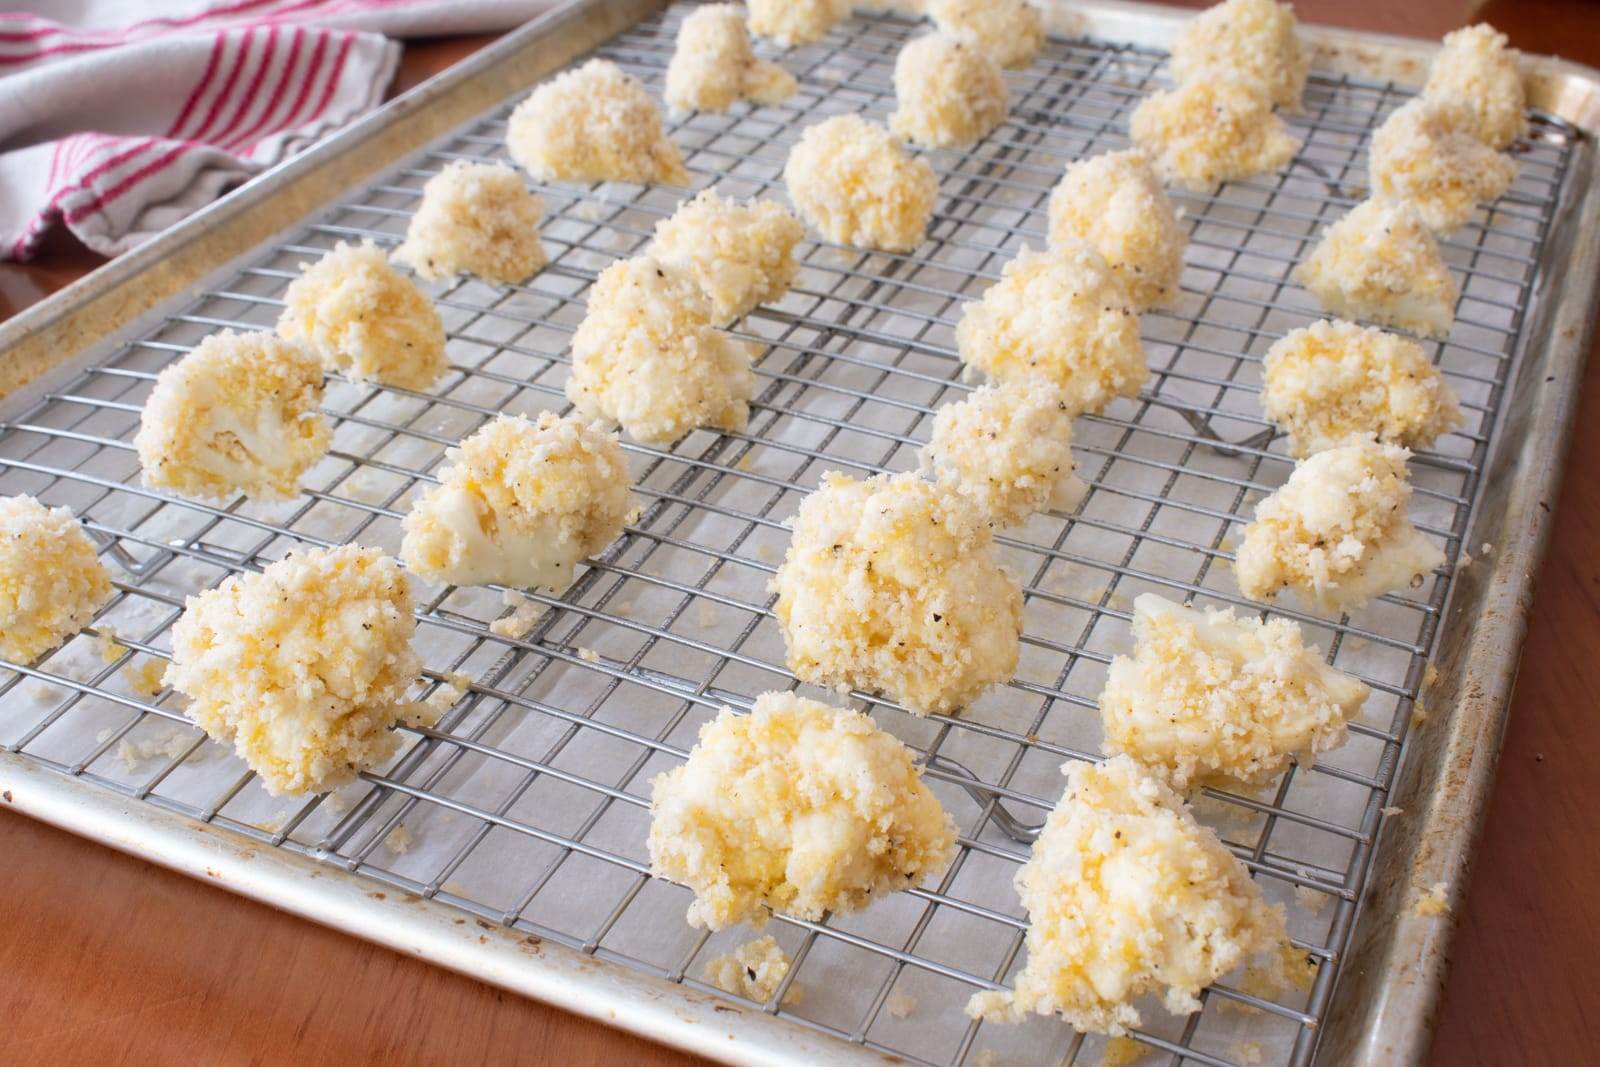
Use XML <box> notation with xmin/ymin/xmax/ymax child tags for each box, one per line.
<box><xmin>650</xmin><ymin>190</ymin><xmax>804</xmax><ymax>324</ymax></box>
<box><xmin>1130</xmin><ymin>75</ymin><xmax>1300</xmax><ymax>190</ymax></box>
<box><xmin>1233</xmin><ymin>1040</ymin><xmax>1265</xmax><ymax>1066</ymax></box>
<box><xmin>1369</xmin><ymin>97</ymin><xmax>1518</xmax><ymax>233</ymax></box>
<box><xmin>137</xmin><ymin>329</ymin><xmax>331</xmax><ymax>501</ymax></box>
<box><xmin>784</xmin><ymin>114</ymin><xmax>938</xmax><ymax>252</ymax></box>
<box><xmin>93</xmin><ymin>626</ymin><xmax>124</xmax><ymax>665</ymax></box>
<box><xmin>748</xmin><ymin>0</ymin><xmax>848</xmax><ymax>48</ymax></box>
<box><xmin>666</xmin><ymin>4</ymin><xmax>796</xmax><ymax>113</ymax></box>
<box><xmin>127</xmin><ymin>658</ymin><xmax>168</xmax><ymax>699</ymax></box>
<box><xmin>702</xmin><ymin>935</ymin><xmax>794</xmax><ymax>1002</ymax></box>
<box><xmin>1424</xmin><ymin>24</ymin><xmax>1526</xmax><ymax>150</ymax></box>
<box><xmin>278</xmin><ymin>240</ymin><xmax>448</xmax><ymax>391</ymax></box>
<box><xmin>0</xmin><ymin>496</ymin><xmax>113</xmax><ymax>665</ymax></box>
<box><xmin>392</xmin><ymin>161</ymin><xmax>547</xmax><ymax>284</ymax></box>
<box><xmin>1414</xmin><ymin>880</ymin><xmax>1449</xmax><ymax>917</ymax></box>
<box><xmin>1098</xmin><ymin>1036</ymin><xmax>1150</xmax><ymax>1067</ymax></box>
<box><xmin>425</xmin><ymin>682</ymin><xmax>464</xmax><ymax>715</ymax></box>
<box><xmin>885</xmin><ymin>990</ymin><xmax>918</xmax><ymax>1018</ymax></box>
<box><xmin>1411</xmin><ymin>701</ymin><xmax>1429</xmax><ymax>729</ymax></box>
<box><xmin>577</xmin><ymin>646</ymin><xmax>600</xmax><ymax>664</ymax></box>
<box><xmin>955</xmin><ymin>242</ymin><xmax>1147</xmax><ymax>414</ymax></box>
<box><xmin>648</xmin><ymin>692</ymin><xmax>957</xmax><ymax>930</ymax></box>
<box><xmin>492</xmin><ymin>591</ymin><xmax>545</xmax><ymax>639</ymax></box>
<box><xmin>115</xmin><ymin>728</ymin><xmax>199</xmax><ymax>772</ymax></box>
<box><xmin>384</xmin><ymin>824</ymin><xmax>414</xmax><ymax>854</ymax></box>
<box><xmin>1170</xmin><ymin>0</ymin><xmax>1308</xmax><ymax>111</ymax></box>
<box><xmin>1381</xmin><ymin>805</ymin><xmax>1404</xmax><ymax>817</ymax></box>
<box><xmin>772</xmin><ymin>471</ymin><xmax>1022</xmax><ymax>715</ymax></box>
<box><xmin>507</xmin><ymin>59</ymin><xmax>687</xmax><ymax>185</ymax></box>
<box><xmin>1047</xmin><ymin>149</ymin><xmax>1186</xmax><ymax>310</ymax></box>
<box><xmin>890</xmin><ymin>33</ymin><xmax>1008</xmax><ymax>149</ymax></box>
<box><xmin>1294</xmin><ymin>198</ymin><xmax>1459</xmax><ymax>339</ymax></box>
<box><xmin>928</xmin><ymin>0</ymin><xmax>1043</xmax><ymax>70</ymax></box>
<box><xmin>1293</xmin><ymin>884</ymin><xmax>1329</xmax><ymax>915</ymax></box>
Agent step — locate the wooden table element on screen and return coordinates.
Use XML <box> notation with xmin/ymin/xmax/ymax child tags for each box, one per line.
<box><xmin>3</xmin><ymin>4</ymin><xmax>1597</xmax><ymax>1064</ymax></box>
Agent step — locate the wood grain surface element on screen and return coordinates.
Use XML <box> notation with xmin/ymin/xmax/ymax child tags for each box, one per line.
<box><xmin>3</xmin><ymin>4</ymin><xmax>1599</xmax><ymax>1065</ymax></box>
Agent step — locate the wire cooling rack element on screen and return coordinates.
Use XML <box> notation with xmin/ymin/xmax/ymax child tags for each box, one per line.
<box><xmin>0</xmin><ymin>4</ymin><xmax>1582</xmax><ymax>1065</ymax></box>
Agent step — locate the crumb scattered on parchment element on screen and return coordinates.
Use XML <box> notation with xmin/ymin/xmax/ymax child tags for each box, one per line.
<box><xmin>577</xmin><ymin>646</ymin><xmax>600</xmax><ymax>664</ymax></box>
<box><xmin>1414</xmin><ymin>880</ymin><xmax>1449</xmax><ymax>917</ymax></box>
<box><xmin>29</xmin><ymin>684</ymin><xmax>59</xmax><ymax>705</ymax></box>
<box><xmin>426</xmin><ymin>681</ymin><xmax>464</xmax><ymax>715</ymax></box>
<box><xmin>573</xmin><ymin>199</ymin><xmax>605</xmax><ymax>222</ymax></box>
<box><xmin>973</xmin><ymin>1051</ymin><xmax>1002</xmax><ymax>1067</ymax></box>
<box><xmin>1480</xmin><ymin>542</ymin><xmax>1493</xmax><ymax>555</ymax></box>
<box><xmin>114</xmin><ymin>728</ymin><xmax>199</xmax><ymax>771</ymax></box>
<box><xmin>1424</xmin><ymin>661</ymin><xmax>1440</xmax><ymax>689</ymax></box>
<box><xmin>93</xmin><ymin>626</ymin><xmax>125</xmax><ymax>664</ymax></box>
<box><xmin>1456</xmin><ymin>550</ymin><xmax>1473</xmax><ymax>571</ymax></box>
<box><xmin>491</xmin><ymin>591</ymin><xmax>544</xmax><ymax>638</ymax></box>
<box><xmin>1233</xmin><ymin>1041</ymin><xmax>1264</xmax><ymax>1066</ymax></box>
<box><xmin>1099</xmin><ymin>1035</ymin><xmax>1148</xmax><ymax>1067</ymax></box>
<box><xmin>1381</xmin><ymin>805</ymin><xmax>1404</xmax><ymax>818</ymax></box>
<box><xmin>703</xmin><ymin>935</ymin><xmax>797</xmax><ymax>1004</ymax></box>
<box><xmin>126</xmin><ymin>658</ymin><xmax>166</xmax><ymax>699</ymax></box>
<box><xmin>1293</xmin><ymin>884</ymin><xmax>1329</xmax><ymax>915</ymax></box>
<box><xmin>259</xmin><ymin>811</ymin><xmax>291</xmax><ymax>833</ymax></box>
<box><xmin>323</xmin><ymin>784</ymin><xmax>363</xmax><ymax>817</ymax></box>
<box><xmin>385</xmin><ymin>824</ymin><xmax>414</xmax><ymax>854</ymax></box>
<box><xmin>1411</xmin><ymin>701</ymin><xmax>1428</xmax><ymax>729</ymax></box>
<box><xmin>885</xmin><ymin>990</ymin><xmax>918</xmax><ymax>1018</ymax></box>
<box><xmin>735</xmin><ymin>453</ymin><xmax>754</xmax><ymax>472</ymax></box>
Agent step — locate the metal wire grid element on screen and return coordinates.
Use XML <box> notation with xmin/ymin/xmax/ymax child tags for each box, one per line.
<box><xmin>0</xmin><ymin>4</ymin><xmax>1579</xmax><ymax>1065</ymax></box>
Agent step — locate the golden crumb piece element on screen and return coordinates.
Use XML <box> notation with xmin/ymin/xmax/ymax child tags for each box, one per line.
<box><xmin>890</xmin><ymin>33</ymin><xmax>1008</xmax><ymax>148</ymax></box>
<box><xmin>1294</xmin><ymin>197</ymin><xmax>1459</xmax><ymax>339</ymax></box>
<box><xmin>1100</xmin><ymin>594</ymin><xmax>1370</xmax><ymax>790</ymax></box>
<box><xmin>928</xmin><ymin>0</ymin><xmax>1044</xmax><ymax>70</ymax></box>
<box><xmin>885</xmin><ymin>990</ymin><xmax>918</xmax><ymax>1018</ymax></box>
<box><xmin>137</xmin><ymin>329</ymin><xmax>331</xmax><ymax>502</ymax></box>
<box><xmin>392</xmin><ymin>161</ymin><xmax>547</xmax><ymax>285</ymax></box>
<box><xmin>1262</xmin><ymin>319</ymin><xmax>1463</xmax><ymax>457</ymax></box>
<box><xmin>666</xmin><ymin>4</ymin><xmax>796</xmax><ymax>113</ymax></box>
<box><xmin>1236</xmin><ymin>438</ymin><xmax>1444</xmax><ymax>613</ymax></box>
<box><xmin>1414</xmin><ymin>880</ymin><xmax>1450</xmax><ymax>917</ymax></box>
<box><xmin>127</xmin><ymin>657</ymin><xmax>168</xmax><ymax>699</ymax></box>
<box><xmin>773</xmin><ymin>470</ymin><xmax>1021</xmax><ymax>715</ymax></box>
<box><xmin>0</xmin><ymin>495</ymin><xmax>112</xmax><ymax>664</ymax></box>
<box><xmin>1424</xmin><ymin>24</ymin><xmax>1526</xmax><ymax>150</ymax></box>
<box><xmin>384</xmin><ymin>824</ymin><xmax>414</xmax><ymax>854</ymax></box>
<box><xmin>566</xmin><ymin>256</ymin><xmax>755</xmax><ymax>445</ymax></box>
<box><xmin>165</xmin><ymin>544</ymin><xmax>424</xmax><ymax>796</ymax></box>
<box><xmin>1131</xmin><ymin>75</ymin><xmax>1300</xmax><ymax>189</ymax></box>
<box><xmin>648</xmin><ymin>692</ymin><xmax>957</xmax><ymax>929</ymax></box>
<box><xmin>921</xmin><ymin>380</ymin><xmax>1084</xmax><ymax>526</ymax></box>
<box><xmin>703</xmin><ymin>935</ymin><xmax>794</xmax><ymax>1002</ymax></box>
<box><xmin>1098</xmin><ymin>1036</ymin><xmax>1150</xmax><ymax>1067</ymax></box>
<box><xmin>1047</xmin><ymin>149</ymin><xmax>1187</xmax><ymax>310</ymax></box>
<box><xmin>967</xmin><ymin>755</ymin><xmax>1291</xmax><ymax>1034</ymax></box>
<box><xmin>784</xmin><ymin>113</ymin><xmax>938</xmax><ymax>252</ymax></box>
<box><xmin>1370</xmin><ymin>98</ymin><xmax>1517</xmax><ymax>233</ymax></box>
<box><xmin>507</xmin><ymin>59</ymin><xmax>687</xmax><ymax>185</ymax></box>
<box><xmin>650</xmin><ymin>190</ymin><xmax>805</xmax><ymax>324</ymax></box>
<box><xmin>401</xmin><ymin>412</ymin><xmax>632</xmax><ymax>591</ymax></box>
<box><xmin>278</xmin><ymin>240</ymin><xmax>448</xmax><ymax>391</ymax></box>
<box><xmin>1170</xmin><ymin>0</ymin><xmax>1308</xmax><ymax>111</ymax></box>
<box><xmin>747</xmin><ymin>0</ymin><xmax>849</xmax><ymax>48</ymax></box>
<box><xmin>956</xmin><ymin>242</ymin><xmax>1147</xmax><ymax>414</ymax></box>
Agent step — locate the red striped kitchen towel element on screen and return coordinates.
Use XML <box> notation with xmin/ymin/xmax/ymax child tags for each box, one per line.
<box><xmin>0</xmin><ymin>0</ymin><xmax>556</xmax><ymax>261</ymax></box>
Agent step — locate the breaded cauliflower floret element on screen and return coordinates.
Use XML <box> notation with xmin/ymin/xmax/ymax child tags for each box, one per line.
<box><xmin>1235</xmin><ymin>438</ymin><xmax>1444</xmax><ymax>613</ymax></box>
<box><xmin>566</xmin><ymin>256</ymin><xmax>756</xmax><ymax>445</ymax></box>
<box><xmin>1369</xmin><ymin>97</ymin><xmax>1518</xmax><ymax>233</ymax></box>
<box><xmin>649</xmin><ymin>190</ymin><xmax>805</xmax><ymax>325</ymax></box>
<box><xmin>665</xmin><ymin>4</ymin><xmax>797</xmax><ymax>113</ymax></box>
<box><xmin>1294</xmin><ymin>197</ymin><xmax>1459</xmax><ymax>339</ymax></box>
<box><xmin>164</xmin><ymin>545</ymin><xmax>424</xmax><ymax>796</ymax></box>
<box><xmin>401</xmin><ymin>412</ymin><xmax>632</xmax><ymax>591</ymax></box>
<box><xmin>967</xmin><ymin>755</ymin><xmax>1293</xmax><ymax>1034</ymax></box>
<box><xmin>648</xmin><ymin>692</ymin><xmax>957</xmax><ymax>929</ymax></box>
<box><xmin>890</xmin><ymin>33</ymin><xmax>1009</xmax><ymax>149</ymax></box>
<box><xmin>920</xmin><ymin>380</ymin><xmax>1085</xmax><ymax>527</ymax></box>
<box><xmin>392</xmin><ymin>161</ymin><xmax>547</xmax><ymax>285</ymax></box>
<box><xmin>1100</xmin><ymin>594</ymin><xmax>1370</xmax><ymax>790</ymax></box>
<box><xmin>1424</xmin><ymin>23</ymin><xmax>1526</xmax><ymax>150</ymax></box>
<box><xmin>0</xmin><ymin>496</ymin><xmax>112</xmax><ymax>664</ymax></box>
<box><xmin>784</xmin><ymin>113</ymin><xmax>938</xmax><ymax>253</ymax></box>
<box><xmin>772</xmin><ymin>470</ymin><xmax>1021</xmax><ymax>715</ymax></box>
<box><xmin>135</xmin><ymin>330</ymin><xmax>331</xmax><ymax>502</ymax></box>
<box><xmin>1047</xmin><ymin>149</ymin><xmax>1187</xmax><ymax>310</ymax></box>
<box><xmin>1170</xmin><ymin>0</ymin><xmax>1308</xmax><ymax>111</ymax></box>
<box><xmin>956</xmin><ymin>242</ymin><xmax>1147</xmax><ymax>414</ymax></box>
<box><xmin>1262</xmin><ymin>319</ymin><xmax>1463</xmax><ymax>458</ymax></box>
<box><xmin>703</xmin><ymin>936</ymin><xmax>794</xmax><ymax>1003</ymax></box>
<box><xmin>1130</xmin><ymin>75</ymin><xmax>1301</xmax><ymax>189</ymax></box>
<box><xmin>507</xmin><ymin>59</ymin><xmax>688</xmax><ymax>186</ymax></box>
<box><xmin>928</xmin><ymin>0</ymin><xmax>1044</xmax><ymax>70</ymax></box>
<box><xmin>747</xmin><ymin>0</ymin><xmax>849</xmax><ymax>49</ymax></box>
<box><xmin>278</xmin><ymin>240</ymin><xmax>448</xmax><ymax>391</ymax></box>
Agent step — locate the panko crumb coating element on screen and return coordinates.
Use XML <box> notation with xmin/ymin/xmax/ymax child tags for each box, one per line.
<box><xmin>772</xmin><ymin>470</ymin><xmax>1022</xmax><ymax>715</ymax></box>
<box><xmin>1047</xmin><ymin>149</ymin><xmax>1187</xmax><ymax>310</ymax></box>
<box><xmin>966</xmin><ymin>755</ymin><xmax>1293</xmax><ymax>1034</ymax></box>
<box><xmin>0</xmin><ymin>495</ymin><xmax>112</xmax><ymax>664</ymax></box>
<box><xmin>648</xmin><ymin>691</ymin><xmax>957</xmax><ymax>930</ymax></box>
<box><xmin>1130</xmin><ymin>75</ymin><xmax>1301</xmax><ymax>189</ymax></box>
<box><xmin>401</xmin><ymin>412</ymin><xmax>632</xmax><ymax>592</ymax></box>
<box><xmin>955</xmin><ymin>242</ymin><xmax>1147</xmax><ymax>415</ymax></box>
<box><xmin>747</xmin><ymin>0</ymin><xmax>849</xmax><ymax>49</ymax></box>
<box><xmin>1235</xmin><ymin>438</ymin><xmax>1445</xmax><ymax>613</ymax></box>
<box><xmin>889</xmin><ymin>33</ymin><xmax>1009</xmax><ymax>149</ymax></box>
<box><xmin>665</xmin><ymin>4</ymin><xmax>797</xmax><ymax>113</ymax></box>
<box><xmin>164</xmin><ymin>544</ymin><xmax>425</xmax><ymax>796</ymax></box>
<box><xmin>1294</xmin><ymin>197</ymin><xmax>1459</xmax><ymax>339</ymax></box>
<box><xmin>649</xmin><ymin>190</ymin><xmax>805</xmax><ymax>324</ymax></box>
<box><xmin>136</xmin><ymin>329</ymin><xmax>331</xmax><ymax>502</ymax></box>
<box><xmin>392</xmin><ymin>161</ymin><xmax>547</xmax><ymax>285</ymax></box>
<box><xmin>506</xmin><ymin>59</ymin><xmax>688</xmax><ymax>186</ymax></box>
<box><xmin>1261</xmin><ymin>318</ymin><xmax>1463</xmax><ymax>458</ymax></box>
<box><xmin>1424</xmin><ymin>23</ymin><xmax>1526</xmax><ymax>150</ymax></box>
<box><xmin>784</xmin><ymin>113</ymin><xmax>939</xmax><ymax>252</ymax></box>
<box><xmin>928</xmin><ymin>0</ymin><xmax>1044</xmax><ymax>71</ymax></box>
<box><xmin>566</xmin><ymin>256</ymin><xmax>756</xmax><ymax>445</ymax></box>
<box><xmin>921</xmin><ymin>380</ymin><xmax>1085</xmax><ymax>527</ymax></box>
<box><xmin>1100</xmin><ymin>594</ymin><xmax>1370</xmax><ymax>790</ymax></box>
<box><xmin>1369</xmin><ymin>97</ymin><xmax>1518</xmax><ymax>233</ymax></box>
<box><xmin>1170</xmin><ymin>0</ymin><xmax>1308</xmax><ymax>111</ymax></box>
<box><xmin>278</xmin><ymin>240</ymin><xmax>448</xmax><ymax>391</ymax></box>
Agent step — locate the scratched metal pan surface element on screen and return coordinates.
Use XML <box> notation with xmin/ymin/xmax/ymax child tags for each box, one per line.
<box><xmin>1</xmin><ymin>2</ymin><xmax>1597</xmax><ymax>1064</ymax></box>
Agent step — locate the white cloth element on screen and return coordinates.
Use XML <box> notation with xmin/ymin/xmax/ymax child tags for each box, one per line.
<box><xmin>0</xmin><ymin>0</ymin><xmax>555</xmax><ymax>260</ymax></box>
